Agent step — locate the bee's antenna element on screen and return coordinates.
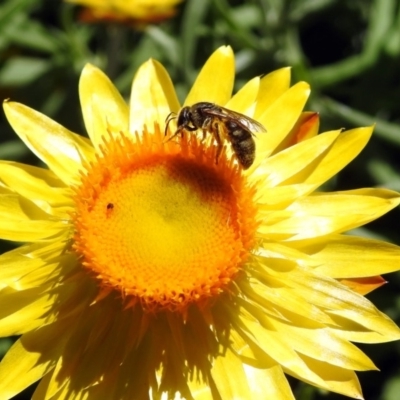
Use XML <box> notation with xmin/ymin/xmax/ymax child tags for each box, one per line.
<box><xmin>165</xmin><ymin>112</ymin><xmax>177</xmax><ymax>137</ymax></box>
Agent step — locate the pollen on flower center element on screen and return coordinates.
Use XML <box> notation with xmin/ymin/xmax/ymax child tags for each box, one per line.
<box><xmin>72</xmin><ymin>126</ymin><xmax>258</xmax><ymax>310</ymax></box>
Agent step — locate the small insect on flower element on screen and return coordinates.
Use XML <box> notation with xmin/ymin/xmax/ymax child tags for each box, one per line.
<box><xmin>165</xmin><ymin>102</ymin><xmax>267</xmax><ymax>169</ymax></box>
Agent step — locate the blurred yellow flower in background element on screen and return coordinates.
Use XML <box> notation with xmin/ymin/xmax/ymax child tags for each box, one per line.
<box><xmin>0</xmin><ymin>46</ymin><xmax>400</xmax><ymax>399</ymax></box>
<box><xmin>67</xmin><ymin>0</ymin><xmax>182</xmax><ymax>25</ymax></box>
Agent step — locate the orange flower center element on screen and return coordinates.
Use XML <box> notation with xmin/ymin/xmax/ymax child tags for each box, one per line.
<box><xmin>72</xmin><ymin>126</ymin><xmax>258</xmax><ymax>310</ymax></box>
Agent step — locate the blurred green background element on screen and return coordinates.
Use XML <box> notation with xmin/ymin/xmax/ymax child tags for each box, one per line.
<box><xmin>1</xmin><ymin>0</ymin><xmax>400</xmax><ymax>399</ymax></box>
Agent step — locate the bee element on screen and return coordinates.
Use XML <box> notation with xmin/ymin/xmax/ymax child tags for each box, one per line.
<box><xmin>165</xmin><ymin>102</ymin><xmax>266</xmax><ymax>169</ymax></box>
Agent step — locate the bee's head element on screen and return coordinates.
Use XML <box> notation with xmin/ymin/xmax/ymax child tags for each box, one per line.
<box><xmin>177</xmin><ymin>106</ymin><xmax>191</xmax><ymax>128</ymax></box>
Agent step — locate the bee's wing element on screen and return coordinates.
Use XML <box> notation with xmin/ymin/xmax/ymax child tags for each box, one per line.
<box><xmin>207</xmin><ymin>106</ymin><xmax>267</xmax><ymax>133</ymax></box>
<box><xmin>235</xmin><ymin>114</ymin><xmax>267</xmax><ymax>133</ymax></box>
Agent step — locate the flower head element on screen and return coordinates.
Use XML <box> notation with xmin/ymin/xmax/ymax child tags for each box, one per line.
<box><xmin>1</xmin><ymin>46</ymin><xmax>400</xmax><ymax>399</ymax></box>
<box><xmin>67</xmin><ymin>0</ymin><xmax>182</xmax><ymax>26</ymax></box>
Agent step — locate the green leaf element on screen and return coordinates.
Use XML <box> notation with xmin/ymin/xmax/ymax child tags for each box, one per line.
<box><xmin>3</xmin><ymin>16</ymin><xmax>60</xmax><ymax>53</ymax></box>
<box><xmin>181</xmin><ymin>0</ymin><xmax>211</xmax><ymax>70</ymax></box>
<box><xmin>0</xmin><ymin>141</ymin><xmax>30</xmax><ymax>161</ymax></box>
<box><xmin>0</xmin><ymin>57</ymin><xmax>50</xmax><ymax>86</ymax></box>
<box><xmin>0</xmin><ymin>0</ymin><xmax>36</xmax><ymax>27</ymax></box>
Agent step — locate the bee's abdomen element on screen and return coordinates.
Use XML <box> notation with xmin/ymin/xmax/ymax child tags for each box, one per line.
<box><xmin>226</xmin><ymin>121</ymin><xmax>255</xmax><ymax>169</ymax></box>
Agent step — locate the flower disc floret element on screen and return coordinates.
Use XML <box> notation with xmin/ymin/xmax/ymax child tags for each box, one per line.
<box><xmin>72</xmin><ymin>128</ymin><xmax>258</xmax><ymax>310</ymax></box>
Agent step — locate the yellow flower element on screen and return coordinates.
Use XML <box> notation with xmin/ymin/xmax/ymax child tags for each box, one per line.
<box><xmin>1</xmin><ymin>46</ymin><xmax>400</xmax><ymax>399</ymax></box>
<box><xmin>67</xmin><ymin>0</ymin><xmax>182</xmax><ymax>25</ymax></box>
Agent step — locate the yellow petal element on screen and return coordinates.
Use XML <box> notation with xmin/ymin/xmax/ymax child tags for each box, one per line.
<box><xmin>259</xmin><ymin>189</ymin><xmax>400</xmax><ymax>240</ymax></box>
<box><xmin>269</xmin><ymin>318</ymin><xmax>376</xmax><ymax>371</ymax></box>
<box><xmin>251</xmin><ymin>129</ymin><xmax>340</xmax><ymax>187</ymax></box>
<box><xmin>259</xmin><ymin>242</ymin><xmax>317</xmax><ymax>268</ymax></box>
<box><xmin>331</xmin><ymin>304</ymin><xmax>400</xmax><ymax>342</ymax></box>
<box><xmin>0</xmin><ymin>240</ymin><xmax>67</xmax><ymax>287</ymax></box>
<box><xmin>250</xmin><ymin>81</ymin><xmax>311</xmax><ymax>171</ymax></box>
<box><xmin>225</xmin><ymin>76</ymin><xmax>260</xmax><ymax>114</ymax></box>
<box><xmin>304</xmin><ymin>126</ymin><xmax>373</xmax><ymax>185</ymax></box>
<box><xmin>254</xmin><ymin>67</ymin><xmax>291</xmax><ymax>118</ymax></box>
<box><xmin>130</xmin><ymin>59</ymin><xmax>180</xmax><ymax>134</ymax></box>
<box><xmin>0</xmin><ymin>244</ymin><xmax>79</xmax><ymax>337</ymax></box>
<box><xmin>31</xmin><ymin>367</ymin><xmax>64</xmax><ymax>400</ymax></box>
<box><xmin>296</xmin><ymin>234</ymin><xmax>400</xmax><ymax>278</ymax></box>
<box><xmin>0</xmin><ymin>250</ymin><xmax>52</xmax><ymax>290</ymax></box>
<box><xmin>273</xmin><ymin>111</ymin><xmax>320</xmax><ymax>154</ymax></box>
<box><xmin>184</xmin><ymin>46</ymin><xmax>235</xmax><ymax>106</ymax></box>
<box><xmin>238</xmin><ymin>317</ymin><xmax>327</xmax><ymax>388</ymax></box>
<box><xmin>237</xmin><ymin>310</ymin><xmax>364</xmax><ymax>398</ymax></box>
<box><xmin>0</xmin><ymin>245</ymin><xmax>43</xmax><ymax>287</ymax></box>
<box><xmin>3</xmin><ymin>101</ymin><xmax>93</xmax><ymax>185</ymax></box>
<box><xmin>285</xmin><ymin>270</ymin><xmax>400</xmax><ymax>341</ymax></box>
<box><xmin>79</xmin><ymin>64</ymin><xmax>129</xmax><ymax>149</ymax></box>
<box><xmin>0</xmin><ymin>192</ymin><xmax>66</xmax><ymax>241</ymax></box>
<box><xmin>0</xmin><ymin>161</ymin><xmax>72</xmax><ymax>215</ymax></box>
<box><xmin>0</xmin><ymin>287</ymin><xmax>53</xmax><ymax>336</ymax></box>
<box><xmin>242</xmin><ymin>305</ymin><xmax>364</xmax><ymax>397</ymax></box>
<box><xmin>229</xmin><ymin>330</ymin><xmax>295</xmax><ymax>399</ymax></box>
<box><xmin>211</xmin><ymin>349</ymin><xmax>252</xmax><ymax>399</ymax></box>
<box><xmin>256</xmin><ymin>184</ymin><xmax>318</xmax><ymax>208</ymax></box>
<box><xmin>0</xmin><ymin>337</ymin><xmax>52</xmax><ymax>398</ymax></box>
<box><xmin>243</xmin><ymin>364</ymin><xmax>295</xmax><ymax>400</ymax></box>
<box><xmin>8</xmin><ymin>254</ymin><xmax>75</xmax><ymax>291</ymax></box>
<box><xmin>187</xmin><ymin>379</ymin><xmax>213</xmax><ymax>400</ymax></box>
<box><xmin>333</xmin><ymin>322</ymin><xmax>400</xmax><ymax>344</ymax></box>
<box><xmin>297</xmin><ymin>355</ymin><xmax>363</xmax><ymax>399</ymax></box>
<box><xmin>242</xmin><ymin>271</ymin><xmax>336</xmax><ymax>325</ymax></box>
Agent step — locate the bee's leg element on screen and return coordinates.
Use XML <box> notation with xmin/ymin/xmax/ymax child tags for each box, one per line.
<box><xmin>201</xmin><ymin>117</ymin><xmax>212</xmax><ymax>142</ymax></box>
<box><xmin>164</xmin><ymin>127</ymin><xmax>184</xmax><ymax>142</ymax></box>
<box><xmin>213</xmin><ymin>123</ymin><xmax>223</xmax><ymax>165</ymax></box>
